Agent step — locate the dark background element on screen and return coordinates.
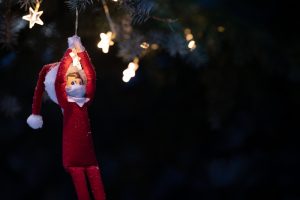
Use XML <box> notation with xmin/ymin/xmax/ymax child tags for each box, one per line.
<box><xmin>1</xmin><ymin>0</ymin><xmax>300</xmax><ymax>199</ymax></box>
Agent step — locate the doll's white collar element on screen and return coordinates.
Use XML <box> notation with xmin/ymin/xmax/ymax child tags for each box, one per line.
<box><xmin>67</xmin><ymin>96</ymin><xmax>90</xmax><ymax>107</ymax></box>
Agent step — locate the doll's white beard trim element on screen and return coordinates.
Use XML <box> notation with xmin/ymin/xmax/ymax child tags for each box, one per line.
<box><xmin>67</xmin><ymin>96</ymin><xmax>90</xmax><ymax>107</ymax></box>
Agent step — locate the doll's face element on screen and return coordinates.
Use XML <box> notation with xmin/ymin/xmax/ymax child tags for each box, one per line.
<box><xmin>67</xmin><ymin>76</ymin><xmax>83</xmax><ymax>86</ymax></box>
<box><xmin>66</xmin><ymin>72</ymin><xmax>84</xmax><ymax>86</ymax></box>
<box><xmin>66</xmin><ymin>72</ymin><xmax>86</xmax><ymax>98</ymax></box>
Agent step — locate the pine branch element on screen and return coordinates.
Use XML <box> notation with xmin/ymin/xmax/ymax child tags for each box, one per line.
<box><xmin>117</xmin><ymin>32</ymin><xmax>145</xmax><ymax>61</ymax></box>
<box><xmin>0</xmin><ymin>0</ymin><xmax>26</xmax><ymax>48</ymax></box>
<box><xmin>0</xmin><ymin>15</ymin><xmax>26</xmax><ymax>48</ymax></box>
<box><xmin>18</xmin><ymin>0</ymin><xmax>35</xmax><ymax>10</ymax></box>
<box><xmin>65</xmin><ymin>0</ymin><xmax>93</xmax><ymax>12</ymax></box>
<box><xmin>122</xmin><ymin>0</ymin><xmax>155</xmax><ymax>24</ymax></box>
<box><xmin>185</xmin><ymin>46</ymin><xmax>208</xmax><ymax>68</ymax></box>
<box><xmin>151</xmin><ymin>16</ymin><xmax>178</xmax><ymax>24</ymax></box>
<box><xmin>164</xmin><ymin>33</ymin><xmax>189</xmax><ymax>57</ymax></box>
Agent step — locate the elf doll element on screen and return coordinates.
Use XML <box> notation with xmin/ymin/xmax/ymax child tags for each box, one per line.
<box><xmin>27</xmin><ymin>36</ymin><xmax>105</xmax><ymax>200</ymax></box>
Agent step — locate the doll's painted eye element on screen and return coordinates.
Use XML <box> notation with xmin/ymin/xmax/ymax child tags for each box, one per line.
<box><xmin>71</xmin><ymin>81</ymin><xmax>75</xmax><ymax>85</ymax></box>
<box><xmin>79</xmin><ymin>80</ymin><xmax>83</xmax><ymax>85</ymax></box>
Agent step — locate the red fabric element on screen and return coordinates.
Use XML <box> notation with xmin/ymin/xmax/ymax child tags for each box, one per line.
<box><xmin>55</xmin><ymin>49</ymin><xmax>105</xmax><ymax>200</ymax></box>
<box><xmin>86</xmin><ymin>166</ymin><xmax>106</xmax><ymax>200</ymax></box>
<box><xmin>55</xmin><ymin>49</ymin><xmax>97</xmax><ymax>167</ymax></box>
<box><xmin>67</xmin><ymin>166</ymin><xmax>106</xmax><ymax>200</ymax></box>
<box><xmin>68</xmin><ymin>167</ymin><xmax>91</xmax><ymax>200</ymax></box>
<box><xmin>31</xmin><ymin>63</ymin><xmax>59</xmax><ymax>115</ymax></box>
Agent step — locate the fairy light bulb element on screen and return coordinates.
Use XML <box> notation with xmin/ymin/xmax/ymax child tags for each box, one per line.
<box><xmin>151</xmin><ymin>44</ymin><xmax>159</xmax><ymax>50</ymax></box>
<box><xmin>122</xmin><ymin>58</ymin><xmax>139</xmax><ymax>83</ymax></box>
<box><xmin>185</xmin><ymin>33</ymin><xmax>194</xmax><ymax>41</ymax></box>
<box><xmin>22</xmin><ymin>2</ymin><xmax>44</xmax><ymax>29</ymax></box>
<box><xmin>217</xmin><ymin>26</ymin><xmax>225</xmax><ymax>33</ymax></box>
<box><xmin>97</xmin><ymin>31</ymin><xmax>114</xmax><ymax>53</ymax></box>
<box><xmin>122</xmin><ymin>76</ymin><xmax>131</xmax><ymax>83</ymax></box>
<box><xmin>123</xmin><ymin>68</ymin><xmax>136</xmax><ymax>78</ymax></box>
<box><xmin>184</xmin><ymin>28</ymin><xmax>191</xmax><ymax>35</ymax></box>
<box><xmin>188</xmin><ymin>40</ymin><xmax>196</xmax><ymax>51</ymax></box>
<box><xmin>140</xmin><ymin>42</ymin><xmax>150</xmax><ymax>49</ymax></box>
<box><xmin>184</xmin><ymin>28</ymin><xmax>196</xmax><ymax>51</ymax></box>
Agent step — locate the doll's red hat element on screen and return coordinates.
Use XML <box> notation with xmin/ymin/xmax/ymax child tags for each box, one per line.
<box><xmin>27</xmin><ymin>62</ymin><xmax>59</xmax><ymax>129</ymax></box>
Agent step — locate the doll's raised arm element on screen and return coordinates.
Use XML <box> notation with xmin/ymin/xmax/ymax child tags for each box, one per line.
<box><xmin>78</xmin><ymin>51</ymin><xmax>96</xmax><ymax>103</ymax></box>
<box><xmin>55</xmin><ymin>49</ymin><xmax>73</xmax><ymax>108</ymax></box>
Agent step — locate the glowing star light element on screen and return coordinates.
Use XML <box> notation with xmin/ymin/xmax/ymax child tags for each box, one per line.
<box><xmin>97</xmin><ymin>31</ymin><xmax>114</xmax><ymax>53</ymax></box>
<box><xmin>22</xmin><ymin>7</ymin><xmax>44</xmax><ymax>29</ymax></box>
<box><xmin>122</xmin><ymin>58</ymin><xmax>139</xmax><ymax>83</ymax></box>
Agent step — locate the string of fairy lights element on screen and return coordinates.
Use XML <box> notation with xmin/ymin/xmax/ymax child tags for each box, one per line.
<box><xmin>21</xmin><ymin>0</ymin><xmax>199</xmax><ymax>83</ymax></box>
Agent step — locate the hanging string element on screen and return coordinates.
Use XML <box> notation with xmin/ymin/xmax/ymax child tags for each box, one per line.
<box><xmin>100</xmin><ymin>0</ymin><xmax>116</xmax><ymax>35</ymax></box>
<box><xmin>34</xmin><ymin>0</ymin><xmax>41</xmax><ymax>11</ymax></box>
<box><xmin>75</xmin><ymin>8</ymin><xmax>78</xmax><ymax>35</ymax></box>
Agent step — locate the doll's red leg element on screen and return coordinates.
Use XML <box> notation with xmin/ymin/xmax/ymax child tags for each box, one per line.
<box><xmin>67</xmin><ymin>167</ymin><xmax>91</xmax><ymax>200</ymax></box>
<box><xmin>86</xmin><ymin>166</ymin><xmax>106</xmax><ymax>200</ymax></box>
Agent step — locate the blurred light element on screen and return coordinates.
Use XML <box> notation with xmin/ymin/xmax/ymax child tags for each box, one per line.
<box><xmin>184</xmin><ymin>28</ymin><xmax>191</xmax><ymax>35</ymax></box>
<box><xmin>122</xmin><ymin>58</ymin><xmax>139</xmax><ymax>83</ymax></box>
<box><xmin>151</xmin><ymin>44</ymin><xmax>159</xmax><ymax>50</ymax></box>
<box><xmin>128</xmin><ymin>62</ymin><xmax>138</xmax><ymax>70</ymax></box>
<box><xmin>188</xmin><ymin>40</ymin><xmax>196</xmax><ymax>51</ymax></box>
<box><xmin>184</xmin><ymin>28</ymin><xmax>197</xmax><ymax>51</ymax></box>
<box><xmin>123</xmin><ymin>68</ymin><xmax>135</xmax><ymax>77</ymax></box>
<box><xmin>140</xmin><ymin>42</ymin><xmax>150</xmax><ymax>49</ymax></box>
<box><xmin>122</xmin><ymin>76</ymin><xmax>130</xmax><ymax>83</ymax></box>
<box><xmin>217</xmin><ymin>26</ymin><xmax>225</xmax><ymax>33</ymax></box>
<box><xmin>97</xmin><ymin>31</ymin><xmax>114</xmax><ymax>53</ymax></box>
<box><xmin>133</xmin><ymin>57</ymin><xmax>139</xmax><ymax>64</ymax></box>
<box><xmin>185</xmin><ymin>33</ymin><xmax>194</xmax><ymax>41</ymax></box>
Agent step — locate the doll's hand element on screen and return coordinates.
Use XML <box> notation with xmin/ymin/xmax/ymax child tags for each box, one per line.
<box><xmin>74</xmin><ymin>37</ymin><xmax>85</xmax><ymax>52</ymax></box>
<box><xmin>68</xmin><ymin>35</ymin><xmax>85</xmax><ymax>52</ymax></box>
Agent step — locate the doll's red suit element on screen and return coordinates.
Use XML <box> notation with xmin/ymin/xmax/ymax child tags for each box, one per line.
<box><xmin>27</xmin><ymin>39</ymin><xmax>105</xmax><ymax>200</ymax></box>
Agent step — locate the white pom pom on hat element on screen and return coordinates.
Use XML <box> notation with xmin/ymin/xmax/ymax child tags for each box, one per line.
<box><xmin>27</xmin><ymin>62</ymin><xmax>59</xmax><ymax>130</ymax></box>
<box><xmin>27</xmin><ymin>114</ymin><xmax>43</xmax><ymax>129</ymax></box>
